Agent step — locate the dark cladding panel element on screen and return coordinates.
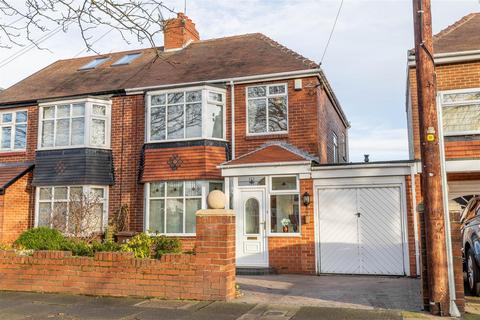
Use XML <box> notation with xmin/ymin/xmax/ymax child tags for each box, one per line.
<box><xmin>32</xmin><ymin>148</ymin><xmax>114</xmax><ymax>186</ymax></box>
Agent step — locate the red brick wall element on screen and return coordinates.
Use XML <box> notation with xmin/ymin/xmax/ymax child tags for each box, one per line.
<box><xmin>0</xmin><ymin>212</ymin><xmax>235</xmax><ymax>301</ymax></box>
<box><xmin>109</xmin><ymin>94</ymin><xmax>145</xmax><ymax>232</ymax></box>
<box><xmin>405</xmin><ymin>174</ymin><xmax>420</xmax><ymax>277</ymax></box>
<box><xmin>142</xmin><ymin>146</ymin><xmax>225</xmax><ymax>182</ymax></box>
<box><xmin>408</xmin><ymin>61</ymin><xmax>480</xmax><ymax>160</ymax></box>
<box><xmin>0</xmin><ymin>173</ymin><xmax>34</xmax><ymax>244</ymax></box>
<box><xmin>268</xmin><ymin>179</ymin><xmax>315</xmax><ymax>274</ymax></box>
<box><xmin>228</xmin><ymin>77</ymin><xmax>347</xmax><ymax>162</ymax></box>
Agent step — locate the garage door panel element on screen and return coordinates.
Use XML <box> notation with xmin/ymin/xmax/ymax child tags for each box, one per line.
<box><xmin>318</xmin><ymin>188</ymin><xmax>360</xmax><ymax>274</ymax></box>
<box><xmin>358</xmin><ymin>187</ymin><xmax>405</xmax><ymax>275</ymax></box>
<box><xmin>318</xmin><ymin>186</ymin><xmax>405</xmax><ymax>276</ymax></box>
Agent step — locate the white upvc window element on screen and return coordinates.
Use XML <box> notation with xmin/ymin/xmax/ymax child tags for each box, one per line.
<box><xmin>332</xmin><ymin>132</ymin><xmax>339</xmax><ymax>163</ymax></box>
<box><xmin>35</xmin><ymin>185</ymin><xmax>108</xmax><ymax>234</ymax></box>
<box><xmin>440</xmin><ymin>89</ymin><xmax>480</xmax><ymax>136</ymax></box>
<box><xmin>145</xmin><ymin>180</ymin><xmax>223</xmax><ymax>235</ymax></box>
<box><xmin>246</xmin><ymin>83</ymin><xmax>288</xmax><ymax>135</ymax></box>
<box><xmin>38</xmin><ymin>98</ymin><xmax>111</xmax><ymax>150</ymax></box>
<box><xmin>0</xmin><ymin>109</ymin><xmax>27</xmax><ymax>151</ymax></box>
<box><xmin>268</xmin><ymin>176</ymin><xmax>300</xmax><ymax>235</ymax></box>
<box><xmin>146</xmin><ymin>86</ymin><xmax>226</xmax><ymax>142</ymax></box>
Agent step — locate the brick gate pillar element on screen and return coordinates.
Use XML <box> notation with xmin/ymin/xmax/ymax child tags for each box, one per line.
<box><xmin>195</xmin><ymin>190</ymin><xmax>236</xmax><ymax>300</ymax></box>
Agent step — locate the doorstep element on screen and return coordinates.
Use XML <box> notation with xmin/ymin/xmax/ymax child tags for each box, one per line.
<box><xmin>236</xmin><ymin>267</ymin><xmax>277</xmax><ymax>276</ymax></box>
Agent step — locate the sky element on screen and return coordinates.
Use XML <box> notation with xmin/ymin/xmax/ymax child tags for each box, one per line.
<box><xmin>0</xmin><ymin>0</ymin><xmax>479</xmax><ymax>162</ymax></box>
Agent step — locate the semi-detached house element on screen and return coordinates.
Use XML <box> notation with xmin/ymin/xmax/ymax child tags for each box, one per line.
<box><xmin>0</xmin><ymin>13</ymin><xmax>418</xmax><ymax>276</ymax></box>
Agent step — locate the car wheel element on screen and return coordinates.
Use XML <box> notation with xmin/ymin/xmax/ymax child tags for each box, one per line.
<box><xmin>467</xmin><ymin>249</ymin><xmax>480</xmax><ymax>296</ymax></box>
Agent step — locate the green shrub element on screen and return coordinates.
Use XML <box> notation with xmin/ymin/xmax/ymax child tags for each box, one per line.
<box><xmin>14</xmin><ymin>227</ymin><xmax>67</xmax><ymax>251</ymax></box>
<box><xmin>92</xmin><ymin>240</ymin><xmax>121</xmax><ymax>253</ymax></box>
<box><xmin>62</xmin><ymin>239</ymin><xmax>94</xmax><ymax>257</ymax></box>
<box><xmin>153</xmin><ymin>236</ymin><xmax>182</xmax><ymax>259</ymax></box>
<box><xmin>120</xmin><ymin>233</ymin><xmax>153</xmax><ymax>258</ymax></box>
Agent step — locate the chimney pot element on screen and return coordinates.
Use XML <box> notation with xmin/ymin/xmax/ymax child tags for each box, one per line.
<box><xmin>163</xmin><ymin>12</ymin><xmax>200</xmax><ymax>51</ymax></box>
<box><xmin>364</xmin><ymin>154</ymin><xmax>370</xmax><ymax>163</ymax></box>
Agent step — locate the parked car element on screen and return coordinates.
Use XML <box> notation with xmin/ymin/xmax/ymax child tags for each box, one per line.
<box><xmin>461</xmin><ymin>196</ymin><xmax>480</xmax><ymax>295</ymax></box>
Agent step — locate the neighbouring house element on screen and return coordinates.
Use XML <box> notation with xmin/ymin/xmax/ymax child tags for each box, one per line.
<box><xmin>406</xmin><ymin>12</ymin><xmax>480</xmax><ymax>212</ymax></box>
<box><xmin>0</xmin><ymin>12</ymin><xmax>419</xmax><ymax>277</ymax></box>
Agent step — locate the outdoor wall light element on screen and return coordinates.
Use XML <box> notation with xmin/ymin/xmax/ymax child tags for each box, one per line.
<box><xmin>302</xmin><ymin>192</ymin><xmax>311</xmax><ymax>206</ymax></box>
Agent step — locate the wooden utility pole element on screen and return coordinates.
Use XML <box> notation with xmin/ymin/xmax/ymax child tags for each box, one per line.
<box><xmin>412</xmin><ymin>0</ymin><xmax>450</xmax><ymax>315</ymax></box>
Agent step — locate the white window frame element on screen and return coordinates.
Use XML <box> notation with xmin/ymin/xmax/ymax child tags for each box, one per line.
<box><xmin>38</xmin><ymin>98</ymin><xmax>112</xmax><ymax>150</ymax></box>
<box><xmin>145</xmin><ymin>85</ymin><xmax>227</xmax><ymax>143</ymax></box>
<box><xmin>246</xmin><ymin>83</ymin><xmax>288</xmax><ymax>136</ymax></box>
<box><xmin>439</xmin><ymin>88</ymin><xmax>480</xmax><ymax>136</ymax></box>
<box><xmin>332</xmin><ymin>132</ymin><xmax>339</xmax><ymax>163</ymax></box>
<box><xmin>34</xmin><ymin>185</ymin><xmax>109</xmax><ymax>233</ymax></box>
<box><xmin>0</xmin><ymin>108</ymin><xmax>27</xmax><ymax>152</ymax></box>
<box><xmin>239</xmin><ymin>174</ymin><xmax>302</xmax><ymax>238</ymax></box>
<box><xmin>144</xmin><ymin>180</ymin><xmax>224</xmax><ymax>236</ymax></box>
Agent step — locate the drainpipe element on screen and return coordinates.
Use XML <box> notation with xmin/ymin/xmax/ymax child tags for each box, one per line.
<box><xmin>437</xmin><ymin>95</ymin><xmax>461</xmax><ymax>317</ymax></box>
<box><xmin>230</xmin><ymin>80</ymin><xmax>235</xmax><ymax>160</ymax></box>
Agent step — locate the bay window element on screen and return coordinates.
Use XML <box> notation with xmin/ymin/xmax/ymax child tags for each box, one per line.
<box><xmin>146</xmin><ymin>180</ymin><xmax>224</xmax><ymax>235</ymax></box>
<box><xmin>39</xmin><ymin>99</ymin><xmax>111</xmax><ymax>149</ymax></box>
<box><xmin>269</xmin><ymin>176</ymin><xmax>300</xmax><ymax>234</ymax></box>
<box><xmin>36</xmin><ymin>185</ymin><xmax>108</xmax><ymax>234</ymax></box>
<box><xmin>440</xmin><ymin>89</ymin><xmax>480</xmax><ymax>136</ymax></box>
<box><xmin>147</xmin><ymin>86</ymin><xmax>225</xmax><ymax>142</ymax></box>
<box><xmin>0</xmin><ymin>110</ymin><xmax>27</xmax><ymax>151</ymax></box>
<box><xmin>247</xmin><ymin>84</ymin><xmax>288</xmax><ymax>134</ymax></box>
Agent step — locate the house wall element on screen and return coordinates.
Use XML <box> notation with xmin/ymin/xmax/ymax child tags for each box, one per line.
<box><xmin>0</xmin><ymin>173</ymin><xmax>34</xmax><ymax>244</ymax></box>
<box><xmin>268</xmin><ymin>178</ymin><xmax>316</xmax><ymax>274</ymax></box>
<box><xmin>228</xmin><ymin>77</ymin><xmax>348</xmax><ymax>162</ymax></box>
<box><xmin>408</xmin><ymin>61</ymin><xmax>480</xmax><ymax>160</ymax></box>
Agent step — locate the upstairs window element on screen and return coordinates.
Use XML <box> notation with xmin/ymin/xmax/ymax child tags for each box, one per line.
<box><xmin>147</xmin><ymin>86</ymin><xmax>225</xmax><ymax>142</ymax></box>
<box><xmin>247</xmin><ymin>84</ymin><xmax>288</xmax><ymax>135</ymax></box>
<box><xmin>441</xmin><ymin>89</ymin><xmax>480</xmax><ymax>136</ymax></box>
<box><xmin>0</xmin><ymin>110</ymin><xmax>27</xmax><ymax>151</ymax></box>
<box><xmin>39</xmin><ymin>99</ymin><xmax>111</xmax><ymax>149</ymax></box>
<box><xmin>332</xmin><ymin>132</ymin><xmax>339</xmax><ymax>163</ymax></box>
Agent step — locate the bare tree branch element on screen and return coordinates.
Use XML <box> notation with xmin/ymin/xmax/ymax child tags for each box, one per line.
<box><xmin>0</xmin><ymin>0</ymin><xmax>176</xmax><ymax>52</ymax></box>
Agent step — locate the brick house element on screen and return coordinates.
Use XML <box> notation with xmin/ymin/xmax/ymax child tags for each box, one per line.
<box><xmin>0</xmin><ymin>13</ymin><xmax>419</xmax><ymax>276</ymax></box>
<box><xmin>406</xmin><ymin>12</ymin><xmax>480</xmax><ymax>209</ymax></box>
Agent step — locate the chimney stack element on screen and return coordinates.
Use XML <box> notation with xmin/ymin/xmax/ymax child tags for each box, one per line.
<box><xmin>163</xmin><ymin>13</ymin><xmax>200</xmax><ymax>51</ymax></box>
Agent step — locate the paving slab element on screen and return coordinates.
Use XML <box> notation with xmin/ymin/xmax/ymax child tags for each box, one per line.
<box><xmin>236</xmin><ymin>274</ymin><xmax>422</xmax><ymax>311</ymax></box>
<box><xmin>292</xmin><ymin>306</ymin><xmax>402</xmax><ymax>320</ymax></box>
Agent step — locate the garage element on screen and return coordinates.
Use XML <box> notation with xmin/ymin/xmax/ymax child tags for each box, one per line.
<box><xmin>312</xmin><ymin>162</ymin><xmax>416</xmax><ymax>276</ymax></box>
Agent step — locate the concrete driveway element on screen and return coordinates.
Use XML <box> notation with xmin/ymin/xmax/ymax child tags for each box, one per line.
<box><xmin>236</xmin><ymin>274</ymin><xmax>423</xmax><ymax>311</ymax></box>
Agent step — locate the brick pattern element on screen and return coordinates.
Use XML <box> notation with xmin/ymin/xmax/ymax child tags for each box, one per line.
<box><xmin>0</xmin><ymin>213</ymin><xmax>235</xmax><ymax>301</ymax></box>
<box><xmin>228</xmin><ymin>77</ymin><xmax>348</xmax><ymax>162</ymax></box>
<box><xmin>404</xmin><ymin>175</ymin><xmax>419</xmax><ymax>277</ymax></box>
<box><xmin>142</xmin><ymin>146</ymin><xmax>226</xmax><ymax>182</ymax></box>
<box><xmin>0</xmin><ymin>173</ymin><xmax>34</xmax><ymax>244</ymax></box>
<box><xmin>268</xmin><ymin>179</ymin><xmax>315</xmax><ymax>274</ymax></box>
<box><xmin>164</xmin><ymin>13</ymin><xmax>200</xmax><ymax>51</ymax></box>
<box><xmin>408</xmin><ymin>61</ymin><xmax>480</xmax><ymax>160</ymax></box>
<box><xmin>109</xmin><ymin>94</ymin><xmax>146</xmax><ymax>232</ymax></box>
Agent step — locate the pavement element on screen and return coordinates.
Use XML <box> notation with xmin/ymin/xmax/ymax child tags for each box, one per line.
<box><xmin>0</xmin><ymin>274</ymin><xmax>475</xmax><ymax>319</ymax></box>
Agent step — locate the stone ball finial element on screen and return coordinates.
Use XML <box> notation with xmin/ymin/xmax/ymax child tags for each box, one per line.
<box><xmin>207</xmin><ymin>190</ymin><xmax>226</xmax><ymax>209</ymax></box>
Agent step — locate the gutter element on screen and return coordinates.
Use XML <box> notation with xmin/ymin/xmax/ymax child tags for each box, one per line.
<box><xmin>407</xmin><ymin>49</ymin><xmax>480</xmax><ymax>66</ymax></box>
<box><xmin>125</xmin><ymin>68</ymin><xmax>350</xmax><ymax>129</ymax></box>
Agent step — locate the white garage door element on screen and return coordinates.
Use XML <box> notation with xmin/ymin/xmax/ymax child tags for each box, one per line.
<box><xmin>318</xmin><ymin>186</ymin><xmax>405</xmax><ymax>275</ymax></box>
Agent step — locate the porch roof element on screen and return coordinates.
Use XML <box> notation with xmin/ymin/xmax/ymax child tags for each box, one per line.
<box><xmin>0</xmin><ymin>162</ymin><xmax>34</xmax><ymax>195</ymax></box>
<box><xmin>220</xmin><ymin>142</ymin><xmax>318</xmax><ymax>168</ymax></box>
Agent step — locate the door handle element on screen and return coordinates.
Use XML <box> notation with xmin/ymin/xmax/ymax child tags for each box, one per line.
<box><xmin>260</xmin><ymin>221</ymin><xmax>266</xmax><ymax>230</ymax></box>
<box><xmin>355</xmin><ymin>212</ymin><xmax>361</xmax><ymax>218</ymax></box>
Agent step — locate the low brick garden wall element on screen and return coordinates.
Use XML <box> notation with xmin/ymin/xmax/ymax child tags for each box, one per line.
<box><xmin>0</xmin><ymin>212</ymin><xmax>236</xmax><ymax>301</ymax></box>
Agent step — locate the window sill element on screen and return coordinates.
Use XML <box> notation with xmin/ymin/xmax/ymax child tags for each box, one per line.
<box><xmin>268</xmin><ymin>233</ymin><xmax>302</xmax><ymax>238</ymax></box>
<box><xmin>0</xmin><ymin>150</ymin><xmax>27</xmax><ymax>157</ymax></box>
<box><xmin>245</xmin><ymin>134</ymin><xmax>289</xmax><ymax>140</ymax></box>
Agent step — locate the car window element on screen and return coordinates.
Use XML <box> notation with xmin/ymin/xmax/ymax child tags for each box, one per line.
<box><xmin>463</xmin><ymin>198</ymin><xmax>480</xmax><ymax>222</ymax></box>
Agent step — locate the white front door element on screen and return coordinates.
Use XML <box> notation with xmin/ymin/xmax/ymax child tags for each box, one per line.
<box><xmin>318</xmin><ymin>186</ymin><xmax>405</xmax><ymax>275</ymax></box>
<box><xmin>236</xmin><ymin>189</ymin><xmax>268</xmax><ymax>267</ymax></box>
